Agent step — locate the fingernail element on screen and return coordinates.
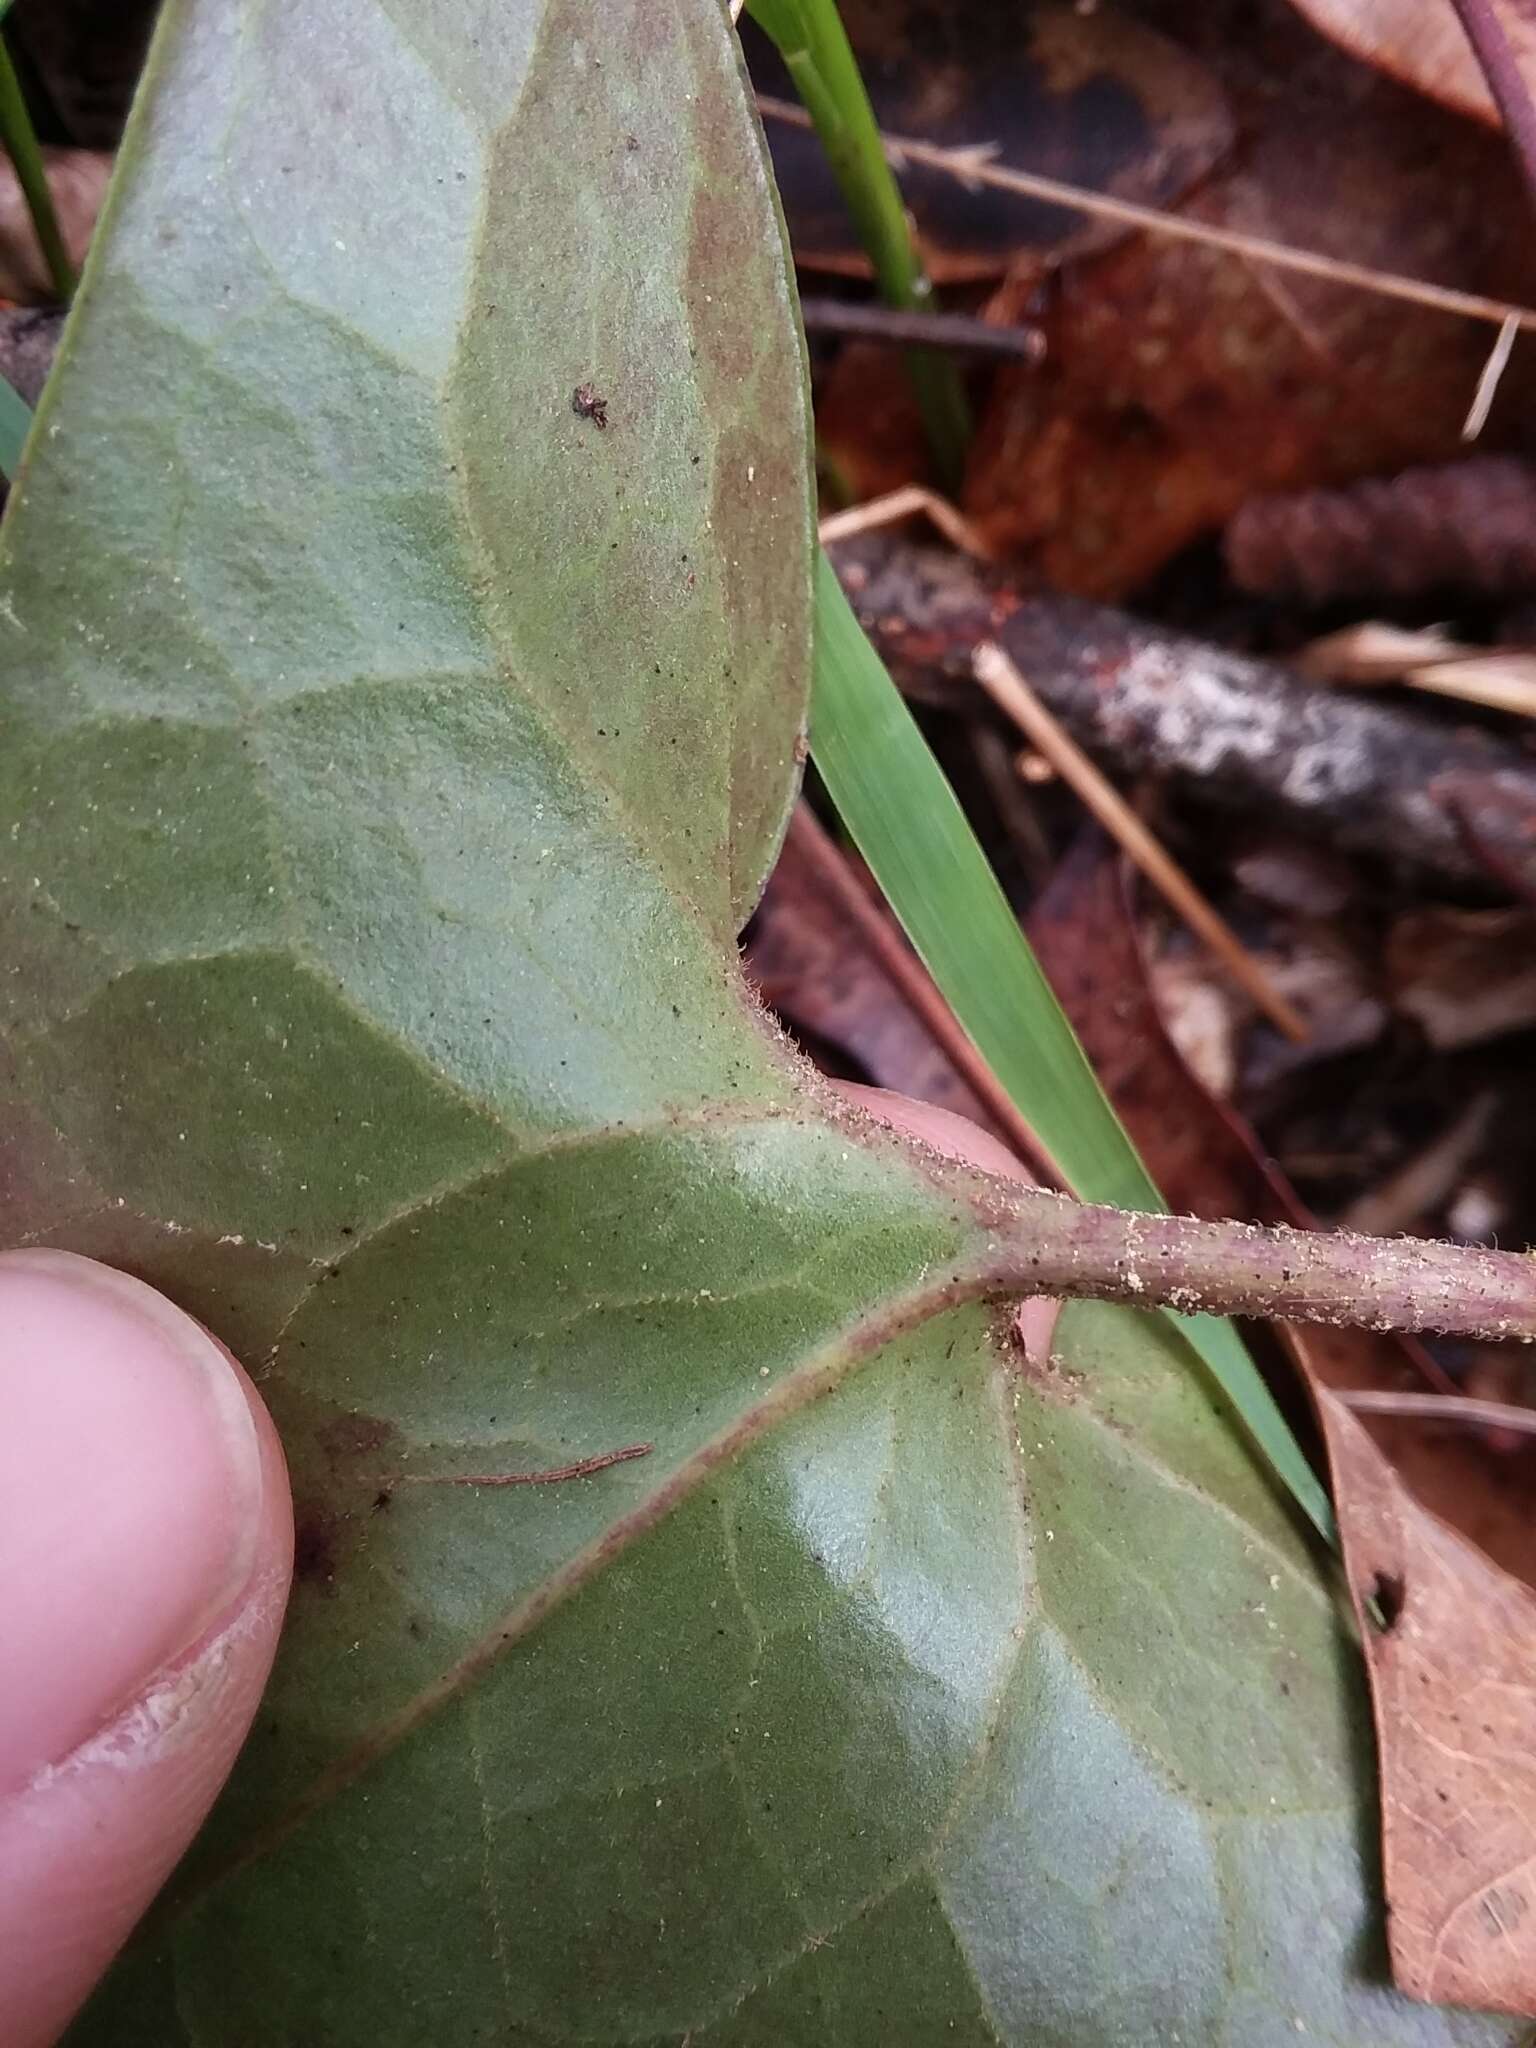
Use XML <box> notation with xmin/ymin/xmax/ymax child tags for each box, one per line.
<box><xmin>0</xmin><ymin>1250</ymin><xmax>265</xmax><ymax>1791</ymax></box>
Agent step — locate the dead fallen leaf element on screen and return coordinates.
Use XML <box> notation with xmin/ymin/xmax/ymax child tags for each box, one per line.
<box><xmin>1145</xmin><ymin>948</ymin><xmax>1243</xmax><ymax>1099</ymax></box>
<box><xmin>748</xmin><ymin>807</ymin><xmax>1010</xmax><ymax>1144</ymax></box>
<box><xmin>1338</xmin><ymin>1093</ymin><xmax>1497</xmax><ymax>1235</ymax></box>
<box><xmin>963</xmin><ymin>0</ymin><xmax>1536</xmax><ymax>593</ymax></box>
<box><xmin>1279</xmin><ymin>1319</ymin><xmax>1536</xmax><ymax>1593</ymax></box>
<box><xmin>1313</xmin><ymin>1385</ymin><xmax>1536</xmax><ymax>2016</ymax></box>
<box><xmin>0</xmin><ymin>307</ymin><xmax>65</xmax><ymax>410</ymax></box>
<box><xmin>1028</xmin><ymin>833</ymin><xmax>1307</xmax><ymax>1220</ymax></box>
<box><xmin>1387</xmin><ymin>907</ymin><xmax>1536</xmax><ymax>1050</ymax></box>
<box><xmin>812</xmin><ymin>342</ymin><xmax>933</xmax><ymax>508</ymax></box>
<box><xmin>1285</xmin><ymin>0</ymin><xmax>1532</xmax><ymax>130</ymax></box>
<box><xmin>3</xmin><ymin>1</ymin><xmax>156</xmax><ymax>149</ymax></box>
<box><xmin>748</xmin><ymin>0</ymin><xmax>1233</xmax><ymax>284</ymax></box>
<box><xmin>0</xmin><ymin>149</ymin><xmax>111</xmax><ymax>303</ymax></box>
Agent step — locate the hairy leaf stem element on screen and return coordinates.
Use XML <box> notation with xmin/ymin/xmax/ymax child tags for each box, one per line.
<box><xmin>976</xmin><ymin>1188</ymin><xmax>1536</xmax><ymax>1344</ymax></box>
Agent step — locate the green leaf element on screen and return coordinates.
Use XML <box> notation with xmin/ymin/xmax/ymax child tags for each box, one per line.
<box><xmin>0</xmin><ymin>369</ymin><xmax>30</xmax><ymax>479</ymax></box>
<box><xmin>0</xmin><ymin>3</ymin><xmax>1510</xmax><ymax>2041</ymax></box>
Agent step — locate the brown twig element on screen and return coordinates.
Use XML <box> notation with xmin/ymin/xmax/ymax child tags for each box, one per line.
<box><xmin>758</xmin><ymin>93</ymin><xmax>1536</xmax><ymax>337</ymax></box>
<box><xmin>800</xmin><ymin>295</ymin><xmax>1044</xmax><ymax>362</ymax></box>
<box><xmin>397</xmin><ymin>1444</ymin><xmax>653</xmax><ymax>1486</ymax></box>
<box><xmin>973</xmin><ymin>643</ymin><xmax>1309</xmax><ymax>1042</ymax></box>
<box><xmin>824</xmin><ymin>541</ymin><xmax>1536</xmax><ymax>896</ymax></box>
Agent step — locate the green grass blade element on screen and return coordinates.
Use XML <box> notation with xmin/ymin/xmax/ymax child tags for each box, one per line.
<box><xmin>812</xmin><ymin>555</ymin><xmax>1145</xmax><ymax>1205</ymax></box>
<box><xmin>746</xmin><ymin>0</ymin><xmax>969</xmax><ymax>486</ymax></box>
<box><xmin>809</xmin><ymin>551</ymin><xmax>1336</xmax><ymax>1544</ymax></box>
<box><xmin>0</xmin><ymin>31</ymin><xmax>75</xmax><ymax>301</ymax></box>
<box><xmin>0</xmin><ymin>370</ymin><xmax>32</xmax><ymax>480</ymax></box>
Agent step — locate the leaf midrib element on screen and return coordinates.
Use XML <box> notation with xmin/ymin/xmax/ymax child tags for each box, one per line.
<box><xmin>150</xmin><ymin>1246</ymin><xmax>1008</xmax><ymax>1932</ymax></box>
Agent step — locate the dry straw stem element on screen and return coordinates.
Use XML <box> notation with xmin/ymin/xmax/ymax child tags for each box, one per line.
<box><xmin>1339</xmin><ymin>1388</ymin><xmax>1536</xmax><ymax>1436</ymax></box>
<box><xmin>1300</xmin><ymin>621</ymin><xmax>1536</xmax><ymax>719</ymax></box>
<box><xmin>819</xmin><ymin>483</ymin><xmax>993</xmax><ymax>557</ymax></box>
<box><xmin>972</xmin><ymin>642</ymin><xmax>1310</xmax><ymax>1043</ymax></box>
<box><xmin>1463</xmin><ymin>312</ymin><xmax>1519</xmax><ymax>437</ymax></box>
<box><xmin>758</xmin><ymin>92</ymin><xmax>1536</xmax><ymax>336</ymax></box>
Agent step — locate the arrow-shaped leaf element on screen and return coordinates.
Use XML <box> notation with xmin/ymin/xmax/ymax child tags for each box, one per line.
<box><xmin>0</xmin><ymin>2</ymin><xmax>1516</xmax><ymax>2040</ymax></box>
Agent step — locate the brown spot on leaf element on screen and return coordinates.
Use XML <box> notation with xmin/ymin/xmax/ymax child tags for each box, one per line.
<box><xmin>293</xmin><ymin>1506</ymin><xmax>345</xmax><ymax>1592</ymax></box>
<box><xmin>317</xmin><ymin>1411</ymin><xmax>400</xmax><ymax>1469</ymax></box>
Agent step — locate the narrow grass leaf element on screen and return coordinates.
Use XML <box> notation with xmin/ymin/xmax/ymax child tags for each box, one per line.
<box><xmin>745</xmin><ymin>0</ymin><xmax>969</xmax><ymax>484</ymax></box>
<box><xmin>0</xmin><ymin>31</ymin><xmax>75</xmax><ymax>300</ymax></box>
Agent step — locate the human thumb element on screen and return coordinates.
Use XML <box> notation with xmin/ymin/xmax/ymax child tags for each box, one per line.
<box><xmin>0</xmin><ymin>1250</ymin><xmax>293</xmax><ymax>2046</ymax></box>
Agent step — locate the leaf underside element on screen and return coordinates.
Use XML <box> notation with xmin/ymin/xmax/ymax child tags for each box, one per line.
<box><xmin>0</xmin><ymin>2</ymin><xmax>1514</xmax><ymax>2041</ymax></box>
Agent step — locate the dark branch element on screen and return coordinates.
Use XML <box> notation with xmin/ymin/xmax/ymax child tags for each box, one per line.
<box><xmin>799</xmin><ymin>296</ymin><xmax>1044</xmax><ymax>362</ymax></box>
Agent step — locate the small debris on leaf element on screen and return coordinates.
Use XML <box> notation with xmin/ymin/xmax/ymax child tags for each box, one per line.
<box><xmin>572</xmin><ymin>382</ymin><xmax>609</xmax><ymax>429</ymax></box>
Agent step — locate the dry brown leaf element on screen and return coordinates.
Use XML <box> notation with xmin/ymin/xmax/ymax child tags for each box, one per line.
<box><xmin>1387</xmin><ymin>907</ymin><xmax>1536</xmax><ymax>1050</ymax></box>
<box><xmin>1338</xmin><ymin>1094</ymin><xmax>1497</xmax><ymax>1235</ymax></box>
<box><xmin>748</xmin><ymin>0</ymin><xmax>1233</xmax><ymax>283</ymax></box>
<box><xmin>0</xmin><ymin>149</ymin><xmax>111</xmax><ymax>304</ymax></box>
<box><xmin>4</xmin><ymin>2</ymin><xmax>156</xmax><ymax>150</ymax></box>
<box><xmin>962</xmin><ymin>0</ymin><xmax>1536</xmax><ymax>594</ymax></box>
<box><xmin>1286</xmin><ymin>0</ymin><xmax>1532</xmax><ymax>129</ymax></box>
<box><xmin>747</xmin><ymin>810</ymin><xmax>1008</xmax><ymax>1141</ymax></box>
<box><xmin>0</xmin><ymin>307</ymin><xmax>65</xmax><ymax>410</ymax></box>
<box><xmin>1145</xmin><ymin>950</ymin><xmax>1243</xmax><ymax>1099</ymax></box>
<box><xmin>1313</xmin><ymin>1385</ymin><xmax>1536</xmax><ymax>2015</ymax></box>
